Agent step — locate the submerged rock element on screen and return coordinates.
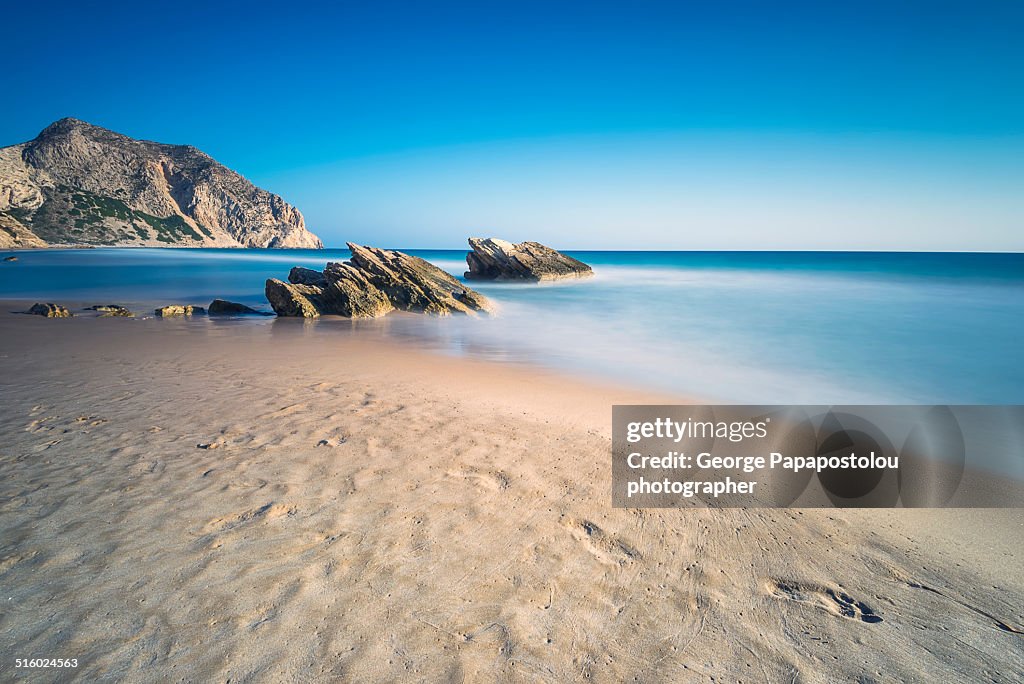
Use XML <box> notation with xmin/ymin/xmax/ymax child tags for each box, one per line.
<box><xmin>26</xmin><ymin>302</ymin><xmax>71</xmax><ymax>317</ymax></box>
<box><xmin>465</xmin><ymin>237</ymin><xmax>593</xmax><ymax>281</ymax></box>
<box><xmin>208</xmin><ymin>299</ymin><xmax>263</xmax><ymax>315</ymax></box>
<box><xmin>266</xmin><ymin>243</ymin><xmax>490</xmax><ymax>318</ymax></box>
<box><xmin>86</xmin><ymin>304</ymin><xmax>133</xmax><ymax>316</ymax></box>
<box><xmin>155</xmin><ymin>305</ymin><xmax>205</xmax><ymax>317</ymax></box>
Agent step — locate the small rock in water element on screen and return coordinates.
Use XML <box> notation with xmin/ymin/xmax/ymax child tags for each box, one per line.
<box><xmin>208</xmin><ymin>299</ymin><xmax>263</xmax><ymax>315</ymax></box>
<box><xmin>86</xmin><ymin>304</ymin><xmax>133</xmax><ymax>317</ymax></box>
<box><xmin>26</xmin><ymin>303</ymin><xmax>71</xmax><ymax>318</ymax></box>
<box><xmin>156</xmin><ymin>305</ymin><xmax>206</xmax><ymax>317</ymax></box>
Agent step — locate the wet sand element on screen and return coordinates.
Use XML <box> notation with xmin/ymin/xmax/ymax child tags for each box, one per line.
<box><xmin>0</xmin><ymin>309</ymin><xmax>1021</xmax><ymax>682</ymax></box>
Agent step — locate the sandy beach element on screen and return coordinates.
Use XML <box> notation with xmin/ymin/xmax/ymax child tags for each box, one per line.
<box><xmin>1</xmin><ymin>309</ymin><xmax>1022</xmax><ymax>682</ymax></box>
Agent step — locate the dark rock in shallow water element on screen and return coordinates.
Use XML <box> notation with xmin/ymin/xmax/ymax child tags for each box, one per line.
<box><xmin>266</xmin><ymin>243</ymin><xmax>491</xmax><ymax>318</ymax></box>
<box><xmin>86</xmin><ymin>304</ymin><xmax>133</xmax><ymax>316</ymax></box>
<box><xmin>465</xmin><ymin>237</ymin><xmax>593</xmax><ymax>281</ymax></box>
<box><xmin>27</xmin><ymin>303</ymin><xmax>71</xmax><ymax>317</ymax></box>
<box><xmin>208</xmin><ymin>299</ymin><xmax>263</xmax><ymax>315</ymax></box>
<box><xmin>155</xmin><ymin>305</ymin><xmax>205</xmax><ymax>317</ymax></box>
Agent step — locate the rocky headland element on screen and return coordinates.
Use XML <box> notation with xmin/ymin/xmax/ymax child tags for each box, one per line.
<box><xmin>465</xmin><ymin>237</ymin><xmax>593</xmax><ymax>281</ymax></box>
<box><xmin>0</xmin><ymin>118</ymin><xmax>323</xmax><ymax>249</ymax></box>
<box><xmin>267</xmin><ymin>243</ymin><xmax>492</xmax><ymax>318</ymax></box>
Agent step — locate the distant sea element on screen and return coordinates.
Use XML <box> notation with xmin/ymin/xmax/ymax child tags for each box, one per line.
<box><xmin>2</xmin><ymin>248</ymin><xmax>1023</xmax><ymax>404</ymax></box>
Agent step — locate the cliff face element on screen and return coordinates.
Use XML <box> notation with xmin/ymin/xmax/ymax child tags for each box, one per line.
<box><xmin>0</xmin><ymin>118</ymin><xmax>323</xmax><ymax>248</ymax></box>
<box><xmin>0</xmin><ymin>213</ymin><xmax>47</xmax><ymax>249</ymax></box>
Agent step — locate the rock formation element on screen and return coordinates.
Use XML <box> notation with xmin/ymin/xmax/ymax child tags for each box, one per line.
<box><xmin>26</xmin><ymin>303</ymin><xmax>71</xmax><ymax>317</ymax></box>
<box><xmin>266</xmin><ymin>243</ymin><xmax>492</xmax><ymax>318</ymax></box>
<box><xmin>0</xmin><ymin>118</ymin><xmax>323</xmax><ymax>249</ymax></box>
<box><xmin>465</xmin><ymin>237</ymin><xmax>593</xmax><ymax>281</ymax></box>
<box><xmin>155</xmin><ymin>305</ymin><xmax>205</xmax><ymax>317</ymax></box>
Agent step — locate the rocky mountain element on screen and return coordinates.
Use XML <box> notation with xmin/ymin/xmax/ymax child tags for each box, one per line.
<box><xmin>0</xmin><ymin>118</ymin><xmax>322</xmax><ymax>248</ymax></box>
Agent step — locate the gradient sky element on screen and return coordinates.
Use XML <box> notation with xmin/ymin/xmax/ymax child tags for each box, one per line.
<box><xmin>3</xmin><ymin>1</ymin><xmax>1022</xmax><ymax>249</ymax></box>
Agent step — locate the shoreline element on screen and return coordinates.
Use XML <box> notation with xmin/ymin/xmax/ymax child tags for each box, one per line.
<box><xmin>1</xmin><ymin>308</ymin><xmax>1022</xmax><ymax>681</ymax></box>
<box><xmin>6</xmin><ymin>245</ymin><xmax>1024</xmax><ymax>254</ymax></box>
<box><xmin>3</xmin><ymin>303</ymin><xmax>1023</xmax><ymax>483</ymax></box>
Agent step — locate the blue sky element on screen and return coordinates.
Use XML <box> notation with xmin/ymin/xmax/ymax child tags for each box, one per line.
<box><xmin>3</xmin><ymin>1</ymin><xmax>1022</xmax><ymax>249</ymax></box>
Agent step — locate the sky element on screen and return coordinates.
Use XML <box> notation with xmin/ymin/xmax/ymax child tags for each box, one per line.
<box><xmin>3</xmin><ymin>0</ymin><xmax>1022</xmax><ymax>249</ymax></box>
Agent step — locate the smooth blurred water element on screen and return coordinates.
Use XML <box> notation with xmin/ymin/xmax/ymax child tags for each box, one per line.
<box><xmin>2</xmin><ymin>247</ymin><xmax>1022</xmax><ymax>403</ymax></box>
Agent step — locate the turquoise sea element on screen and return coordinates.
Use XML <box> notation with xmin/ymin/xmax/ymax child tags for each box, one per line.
<box><xmin>2</xmin><ymin>248</ymin><xmax>1022</xmax><ymax>404</ymax></box>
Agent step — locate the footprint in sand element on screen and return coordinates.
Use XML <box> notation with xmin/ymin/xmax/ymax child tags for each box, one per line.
<box><xmin>264</xmin><ymin>403</ymin><xmax>308</xmax><ymax>419</ymax></box>
<box><xmin>351</xmin><ymin>392</ymin><xmax>378</xmax><ymax>413</ymax></box>
<box><xmin>448</xmin><ymin>467</ymin><xmax>510</xmax><ymax>491</ymax></box>
<box><xmin>562</xmin><ymin>517</ymin><xmax>641</xmax><ymax>566</ymax></box>
<box><xmin>26</xmin><ymin>417</ymin><xmax>54</xmax><ymax>433</ymax></box>
<box><xmin>765</xmin><ymin>578</ymin><xmax>882</xmax><ymax>623</ymax></box>
<box><xmin>201</xmin><ymin>502</ymin><xmax>297</xmax><ymax>534</ymax></box>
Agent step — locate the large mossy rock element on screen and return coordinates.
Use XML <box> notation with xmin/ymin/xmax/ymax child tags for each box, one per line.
<box><xmin>319</xmin><ymin>261</ymin><xmax>395</xmax><ymax>317</ymax></box>
<box><xmin>266</xmin><ymin>243</ymin><xmax>491</xmax><ymax>318</ymax></box>
<box><xmin>465</xmin><ymin>237</ymin><xmax>593</xmax><ymax>281</ymax></box>
<box><xmin>265</xmin><ymin>280</ymin><xmax>324</xmax><ymax>318</ymax></box>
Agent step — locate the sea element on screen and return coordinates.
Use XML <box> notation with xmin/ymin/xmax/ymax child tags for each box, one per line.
<box><xmin>2</xmin><ymin>248</ymin><xmax>1022</xmax><ymax>405</ymax></box>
